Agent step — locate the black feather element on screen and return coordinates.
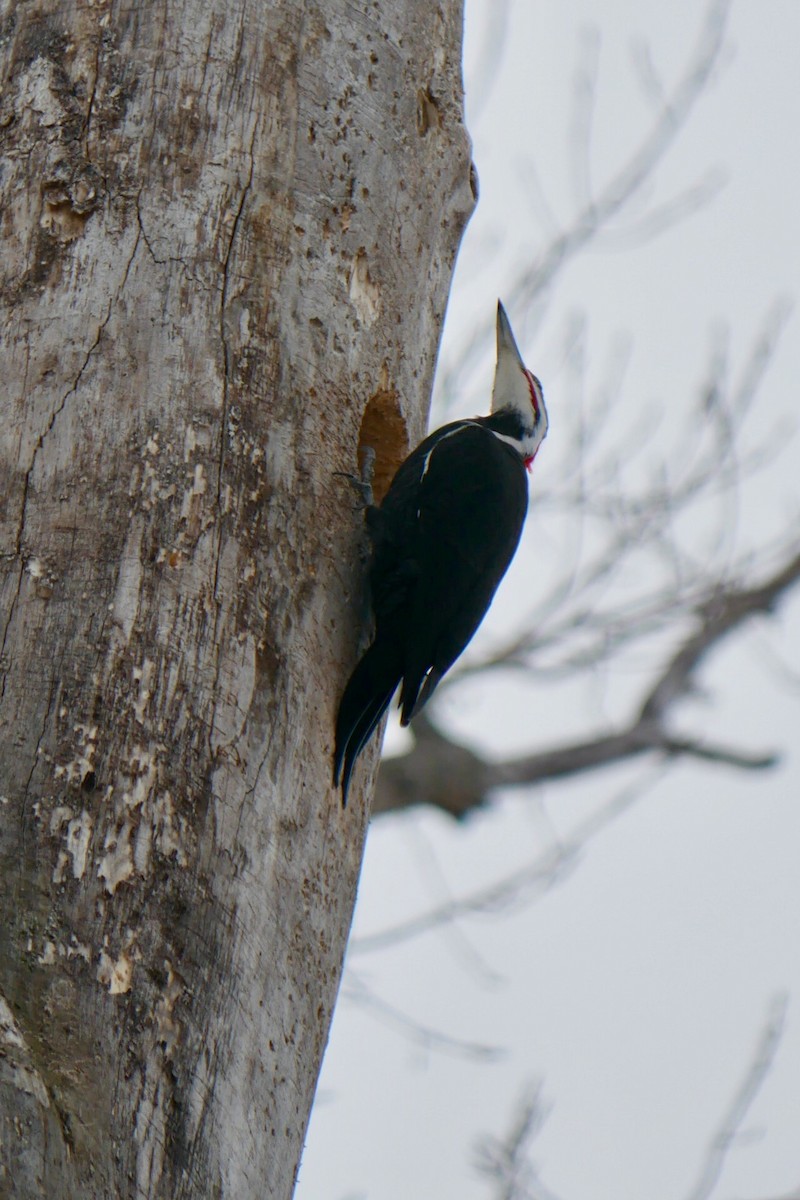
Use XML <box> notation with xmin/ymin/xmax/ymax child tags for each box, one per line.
<box><xmin>333</xmin><ymin>641</ymin><xmax>401</xmax><ymax>806</ymax></box>
<box><xmin>334</xmin><ymin>418</ymin><xmax>528</xmax><ymax>805</ymax></box>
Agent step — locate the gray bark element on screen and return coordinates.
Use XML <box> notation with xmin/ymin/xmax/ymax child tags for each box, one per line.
<box><xmin>0</xmin><ymin>1</ymin><xmax>474</xmax><ymax>1196</ymax></box>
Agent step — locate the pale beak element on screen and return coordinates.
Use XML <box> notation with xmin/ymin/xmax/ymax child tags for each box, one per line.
<box><xmin>496</xmin><ymin>300</ymin><xmax>525</xmax><ymax>370</ymax></box>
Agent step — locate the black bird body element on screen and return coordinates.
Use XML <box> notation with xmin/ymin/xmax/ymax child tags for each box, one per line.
<box><xmin>371</xmin><ymin>419</ymin><xmax>528</xmax><ymax>719</ymax></box>
<box><xmin>334</xmin><ymin>303</ymin><xmax>548</xmax><ymax>804</ymax></box>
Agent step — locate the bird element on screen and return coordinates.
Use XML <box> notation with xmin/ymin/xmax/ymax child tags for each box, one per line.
<box><xmin>334</xmin><ymin>301</ymin><xmax>548</xmax><ymax>805</ymax></box>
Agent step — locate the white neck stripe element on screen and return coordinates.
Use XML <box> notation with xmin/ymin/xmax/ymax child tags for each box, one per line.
<box><xmin>420</xmin><ymin>422</ymin><xmax>481</xmax><ymax>480</ymax></box>
<box><xmin>488</xmin><ymin>429</ymin><xmax>525</xmax><ymax>454</ymax></box>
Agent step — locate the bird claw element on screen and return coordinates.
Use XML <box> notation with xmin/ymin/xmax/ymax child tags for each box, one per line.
<box><xmin>335</xmin><ymin>445</ymin><xmax>376</xmax><ymax>508</ymax></box>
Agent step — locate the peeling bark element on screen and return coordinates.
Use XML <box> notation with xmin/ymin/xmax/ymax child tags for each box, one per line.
<box><xmin>0</xmin><ymin>1</ymin><xmax>474</xmax><ymax>1195</ymax></box>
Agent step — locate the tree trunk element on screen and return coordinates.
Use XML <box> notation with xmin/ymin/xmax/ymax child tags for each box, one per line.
<box><xmin>0</xmin><ymin>1</ymin><xmax>474</xmax><ymax>1195</ymax></box>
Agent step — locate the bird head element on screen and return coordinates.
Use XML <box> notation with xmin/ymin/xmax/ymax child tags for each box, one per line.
<box><xmin>491</xmin><ymin>301</ymin><xmax>548</xmax><ymax>466</ymax></box>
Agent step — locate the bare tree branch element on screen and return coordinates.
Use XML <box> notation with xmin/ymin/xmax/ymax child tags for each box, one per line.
<box><xmin>685</xmin><ymin>994</ymin><xmax>789</xmax><ymax>1200</ymax></box>
<box><xmin>466</xmin><ymin>0</ymin><xmax>514</xmax><ymax>126</ymax></box>
<box><xmin>475</xmin><ymin>1083</ymin><xmax>562</xmax><ymax>1200</ymax></box>
<box><xmin>510</xmin><ymin>0</ymin><xmax>732</xmax><ymax>310</ymax></box>
<box><xmin>385</xmin><ymin>7</ymin><xmax>798</xmax><ymax>827</ymax></box>
<box><xmin>436</xmin><ymin>0</ymin><xmax>733</xmax><ymax>412</ymax></box>
<box><xmin>639</xmin><ymin>548</ymin><xmax>800</xmax><ymax>724</ymax></box>
<box><xmin>472</xmin><ymin>997</ymin><xmax>789</xmax><ymax>1200</ymax></box>
<box><xmin>375</xmin><ymin>546</ymin><xmax>797</xmax><ymax>817</ymax></box>
<box><xmin>443</xmin><ymin>300</ymin><xmax>793</xmax><ymax>692</ymax></box>
<box><xmin>358</xmin><ymin>767</ymin><xmax>665</xmax><ymax>954</ymax></box>
<box><xmin>341</xmin><ymin>969</ymin><xmax>503</xmax><ymax>1063</ymax></box>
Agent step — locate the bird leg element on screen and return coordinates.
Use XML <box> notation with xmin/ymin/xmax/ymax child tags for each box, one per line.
<box><xmin>335</xmin><ymin>444</ymin><xmax>376</xmax><ymax>508</ymax></box>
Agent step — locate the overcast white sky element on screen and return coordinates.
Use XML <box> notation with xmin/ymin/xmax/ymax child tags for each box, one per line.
<box><xmin>299</xmin><ymin>3</ymin><xmax>800</xmax><ymax>1198</ymax></box>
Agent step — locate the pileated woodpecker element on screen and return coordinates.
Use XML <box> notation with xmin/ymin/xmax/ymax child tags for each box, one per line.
<box><xmin>334</xmin><ymin>301</ymin><xmax>548</xmax><ymax>805</ymax></box>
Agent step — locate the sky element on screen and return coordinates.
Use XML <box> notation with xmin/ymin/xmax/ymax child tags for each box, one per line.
<box><xmin>298</xmin><ymin>3</ymin><xmax>800</xmax><ymax>1199</ymax></box>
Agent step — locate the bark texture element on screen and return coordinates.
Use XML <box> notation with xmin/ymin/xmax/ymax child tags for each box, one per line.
<box><xmin>0</xmin><ymin>1</ymin><xmax>475</xmax><ymax>1196</ymax></box>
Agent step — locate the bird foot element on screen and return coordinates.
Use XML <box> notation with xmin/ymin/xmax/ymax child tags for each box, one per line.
<box><xmin>335</xmin><ymin>445</ymin><xmax>376</xmax><ymax>508</ymax></box>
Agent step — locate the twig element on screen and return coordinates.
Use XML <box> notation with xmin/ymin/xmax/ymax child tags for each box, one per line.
<box><xmin>358</xmin><ymin>766</ymin><xmax>665</xmax><ymax>953</ymax></box>
<box><xmin>340</xmin><ymin>968</ymin><xmax>503</xmax><ymax>1062</ymax></box>
<box><xmin>435</xmin><ymin>0</ymin><xmax>732</xmax><ymax>413</ymax></box>
<box><xmin>684</xmin><ymin>994</ymin><xmax>789</xmax><ymax>1200</ymax></box>
<box><xmin>374</xmin><ymin>541</ymin><xmax>798</xmax><ymax>817</ymax></box>
<box><xmin>475</xmin><ymin>1082</ymin><xmax>563</xmax><ymax>1200</ymax></box>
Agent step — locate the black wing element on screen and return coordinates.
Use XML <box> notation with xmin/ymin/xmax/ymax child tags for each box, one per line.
<box><xmin>374</xmin><ymin>421</ymin><xmax>528</xmax><ymax>723</ymax></box>
<box><xmin>367</xmin><ymin>420</ymin><xmax>471</xmax><ymax>626</ymax></box>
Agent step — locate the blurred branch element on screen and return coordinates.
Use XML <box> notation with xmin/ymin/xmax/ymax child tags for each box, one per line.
<box><xmin>357</xmin><ymin>767</ymin><xmax>665</xmax><ymax>954</ymax></box>
<box><xmin>374</xmin><ymin>545</ymin><xmax>797</xmax><ymax>818</ymax></box>
<box><xmin>685</xmin><ymin>994</ymin><xmax>789</xmax><ymax>1200</ymax></box>
<box><xmin>341</xmin><ymin>969</ymin><xmax>503</xmax><ymax>1063</ymax></box>
<box><xmin>639</xmin><ymin>549</ymin><xmax>800</xmax><ymax>724</ymax></box>
<box><xmin>374</xmin><ymin>295</ymin><xmax>795</xmax><ymax>819</ymax></box>
<box><xmin>513</xmin><ymin>0</ymin><xmax>731</xmax><ymax>305</ymax></box>
<box><xmin>473</xmin><ymin>997</ymin><xmax>789</xmax><ymax>1200</ymax></box>
<box><xmin>449</xmin><ymin>300</ymin><xmax>792</xmax><ymax>689</ymax></box>
<box><xmin>475</xmin><ymin>1083</ymin><xmax>562</xmax><ymax>1200</ymax></box>
<box><xmin>436</xmin><ymin>0</ymin><xmax>732</xmax><ymax>410</ymax></box>
<box><xmin>466</xmin><ymin>0</ymin><xmax>514</xmax><ymax>126</ymax></box>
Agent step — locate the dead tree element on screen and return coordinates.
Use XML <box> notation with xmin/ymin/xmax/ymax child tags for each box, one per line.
<box><xmin>0</xmin><ymin>1</ymin><xmax>475</xmax><ymax>1196</ymax></box>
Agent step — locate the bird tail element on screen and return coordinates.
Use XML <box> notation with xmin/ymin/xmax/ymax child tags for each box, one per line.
<box><xmin>398</xmin><ymin>666</ymin><xmax>443</xmax><ymax>727</ymax></box>
<box><xmin>334</xmin><ymin>640</ymin><xmax>400</xmax><ymax>806</ymax></box>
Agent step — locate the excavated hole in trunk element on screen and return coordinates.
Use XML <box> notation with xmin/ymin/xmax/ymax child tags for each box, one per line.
<box><xmin>357</xmin><ymin>388</ymin><xmax>409</xmax><ymax>504</ymax></box>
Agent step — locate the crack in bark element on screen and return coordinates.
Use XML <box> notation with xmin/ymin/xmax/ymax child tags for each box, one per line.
<box><xmin>15</xmin><ymin>225</ymin><xmax>142</xmax><ymax>558</ymax></box>
<box><xmin>135</xmin><ymin>193</ymin><xmax>206</xmax><ymax>286</ymax></box>
<box><xmin>20</xmin><ymin>666</ymin><xmax>58</xmax><ymax>823</ymax></box>
<box><xmin>135</xmin><ymin>193</ymin><xmax>162</xmax><ymax>265</ymax></box>
<box><xmin>0</xmin><ymin>563</ymin><xmax>25</xmax><ymax>704</ymax></box>
<box><xmin>18</xmin><ymin>583</ymin><xmax>77</xmax><ymax>875</ymax></box>
<box><xmin>1</xmin><ymin>227</ymin><xmax>141</xmax><ymax>708</ymax></box>
<box><xmin>207</xmin><ymin>121</ymin><xmax>257</xmax><ymax>756</ymax></box>
<box><xmin>82</xmin><ymin>26</ymin><xmax>103</xmax><ymax>141</ymax></box>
